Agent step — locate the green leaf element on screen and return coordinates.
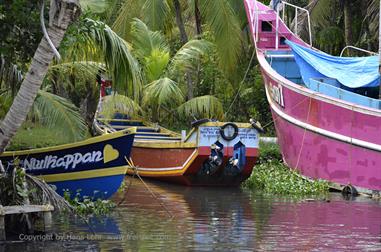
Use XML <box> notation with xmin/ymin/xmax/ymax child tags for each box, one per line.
<box><xmin>177</xmin><ymin>95</ymin><xmax>224</xmax><ymax>120</ymax></box>
<box><xmin>33</xmin><ymin>90</ymin><xmax>88</xmax><ymax>142</ymax></box>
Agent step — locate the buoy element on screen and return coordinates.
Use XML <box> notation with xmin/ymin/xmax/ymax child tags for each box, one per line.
<box><xmin>342</xmin><ymin>184</ymin><xmax>358</xmax><ymax>196</ymax></box>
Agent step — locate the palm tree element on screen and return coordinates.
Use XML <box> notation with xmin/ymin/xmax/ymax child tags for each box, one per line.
<box><xmin>0</xmin><ymin>0</ymin><xmax>81</xmax><ymax>154</ymax></box>
<box><xmin>128</xmin><ymin>18</ymin><xmax>223</xmax><ymax>122</ymax></box>
<box><xmin>111</xmin><ymin>0</ymin><xmax>243</xmax><ymax>76</ymax></box>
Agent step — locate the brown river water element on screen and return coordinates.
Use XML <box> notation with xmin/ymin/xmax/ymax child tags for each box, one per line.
<box><xmin>2</xmin><ymin>177</ymin><xmax>381</xmax><ymax>251</ymax></box>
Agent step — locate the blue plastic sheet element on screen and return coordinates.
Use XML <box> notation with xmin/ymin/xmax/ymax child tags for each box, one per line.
<box><xmin>286</xmin><ymin>40</ymin><xmax>380</xmax><ymax>88</ymax></box>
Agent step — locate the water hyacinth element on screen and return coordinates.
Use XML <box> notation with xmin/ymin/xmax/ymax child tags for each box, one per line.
<box><xmin>243</xmin><ymin>143</ymin><xmax>330</xmax><ymax>195</ymax></box>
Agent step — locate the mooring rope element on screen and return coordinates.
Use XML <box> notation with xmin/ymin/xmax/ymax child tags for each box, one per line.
<box><xmin>295</xmin><ymin>95</ymin><xmax>312</xmax><ymax>169</ymax></box>
<box><xmin>124</xmin><ymin>157</ymin><xmax>174</xmax><ymax>220</ymax></box>
<box><xmin>224</xmin><ymin>49</ymin><xmax>257</xmax><ymax>117</ymax></box>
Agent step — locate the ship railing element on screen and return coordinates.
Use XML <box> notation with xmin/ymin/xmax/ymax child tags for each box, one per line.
<box><xmin>278</xmin><ymin>1</ymin><xmax>312</xmax><ymax>48</ymax></box>
<box><xmin>248</xmin><ymin>0</ymin><xmax>312</xmax><ymax>49</ymax></box>
<box><xmin>339</xmin><ymin>46</ymin><xmax>377</xmax><ymax>57</ymax></box>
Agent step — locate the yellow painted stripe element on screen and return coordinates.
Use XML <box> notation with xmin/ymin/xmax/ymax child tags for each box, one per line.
<box><xmin>126</xmin><ymin>150</ymin><xmax>198</xmax><ymax>176</ymax></box>
<box><xmin>202</xmin><ymin>122</ymin><xmax>252</xmax><ymax>128</ymax></box>
<box><xmin>39</xmin><ymin>166</ymin><xmax>127</xmax><ymax>183</ymax></box>
<box><xmin>1</xmin><ymin>128</ymin><xmax>137</xmax><ymax>157</ymax></box>
<box><xmin>133</xmin><ymin>142</ymin><xmax>196</xmax><ymax>148</ymax></box>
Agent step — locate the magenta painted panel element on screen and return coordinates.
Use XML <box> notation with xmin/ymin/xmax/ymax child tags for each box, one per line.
<box><xmin>245</xmin><ymin>0</ymin><xmax>381</xmax><ymax>193</ymax></box>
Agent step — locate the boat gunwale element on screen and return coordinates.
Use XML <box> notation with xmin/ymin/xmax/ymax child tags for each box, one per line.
<box><xmin>1</xmin><ymin>128</ymin><xmax>137</xmax><ymax>157</ymax></box>
<box><xmin>257</xmin><ymin>50</ymin><xmax>381</xmax><ymax>117</ymax></box>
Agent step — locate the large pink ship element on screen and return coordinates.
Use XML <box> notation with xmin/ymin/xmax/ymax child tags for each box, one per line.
<box><xmin>244</xmin><ymin>0</ymin><xmax>381</xmax><ymax>195</ymax></box>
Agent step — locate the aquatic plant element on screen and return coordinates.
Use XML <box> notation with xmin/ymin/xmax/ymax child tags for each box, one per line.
<box><xmin>63</xmin><ymin>190</ymin><xmax>115</xmax><ymax>216</ymax></box>
<box><xmin>243</xmin><ymin>143</ymin><xmax>330</xmax><ymax>195</ymax></box>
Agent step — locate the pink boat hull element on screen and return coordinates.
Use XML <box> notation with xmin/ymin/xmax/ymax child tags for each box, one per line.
<box><xmin>245</xmin><ymin>0</ymin><xmax>381</xmax><ymax>194</ymax></box>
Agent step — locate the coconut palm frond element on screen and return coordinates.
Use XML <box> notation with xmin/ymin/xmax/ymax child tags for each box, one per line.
<box><xmin>83</xmin><ymin>18</ymin><xmax>142</xmax><ymax>100</ymax></box>
<box><xmin>112</xmin><ymin>0</ymin><xmax>145</xmax><ymax>40</ymax></box>
<box><xmin>100</xmin><ymin>94</ymin><xmax>143</xmax><ymax>119</ymax></box>
<box><xmin>33</xmin><ymin>90</ymin><xmax>88</xmax><ymax>141</ymax></box>
<box><xmin>145</xmin><ymin>49</ymin><xmax>170</xmax><ymax>82</ymax></box>
<box><xmin>290</xmin><ymin>0</ymin><xmax>333</xmax><ymax>41</ymax></box>
<box><xmin>365</xmin><ymin>0</ymin><xmax>379</xmax><ymax>40</ymax></box>
<box><xmin>169</xmin><ymin>39</ymin><xmax>212</xmax><ymax>73</ymax></box>
<box><xmin>143</xmin><ymin>78</ymin><xmax>184</xmax><ymax>108</ymax></box>
<box><xmin>131</xmin><ymin>18</ymin><xmax>169</xmax><ymax>59</ymax></box>
<box><xmin>47</xmin><ymin>61</ymin><xmax>105</xmax><ymax>89</ymax></box>
<box><xmin>0</xmin><ymin>57</ymin><xmax>23</xmax><ymax>94</ymax></box>
<box><xmin>199</xmin><ymin>0</ymin><xmax>242</xmax><ymax>75</ymax></box>
<box><xmin>177</xmin><ymin>95</ymin><xmax>224</xmax><ymax>120</ymax></box>
<box><xmin>0</xmin><ymin>91</ymin><xmax>13</xmax><ymax>119</ymax></box>
<box><xmin>80</xmin><ymin>0</ymin><xmax>108</xmax><ymax>13</ymax></box>
<box><xmin>141</xmin><ymin>0</ymin><xmax>171</xmax><ymax>31</ymax></box>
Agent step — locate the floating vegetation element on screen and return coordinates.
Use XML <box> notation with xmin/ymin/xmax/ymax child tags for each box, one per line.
<box><xmin>243</xmin><ymin>143</ymin><xmax>330</xmax><ymax>196</ymax></box>
<box><xmin>63</xmin><ymin>190</ymin><xmax>115</xmax><ymax>216</ymax></box>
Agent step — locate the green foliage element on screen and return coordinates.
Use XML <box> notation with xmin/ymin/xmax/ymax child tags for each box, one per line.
<box><xmin>0</xmin><ymin>1</ymin><xmax>42</xmax><ymax>69</ymax></box>
<box><xmin>199</xmin><ymin>0</ymin><xmax>242</xmax><ymax>75</ymax></box>
<box><xmin>80</xmin><ymin>0</ymin><xmax>108</xmax><ymax>13</ymax></box>
<box><xmin>316</xmin><ymin>26</ymin><xmax>344</xmax><ymax>55</ymax></box>
<box><xmin>243</xmin><ymin>143</ymin><xmax>330</xmax><ymax>196</ymax></box>
<box><xmin>141</xmin><ymin>0</ymin><xmax>171</xmax><ymax>31</ymax></box>
<box><xmin>63</xmin><ymin>190</ymin><xmax>115</xmax><ymax>216</ymax></box>
<box><xmin>130</xmin><ymin>18</ymin><xmax>170</xmax><ymax>60</ymax></box>
<box><xmin>100</xmin><ymin>94</ymin><xmax>143</xmax><ymax>119</ymax></box>
<box><xmin>143</xmin><ymin>78</ymin><xmax>185</xmax><ymax>109</ymax></box>
<box><xmin>0</xmin><ymin>166</ymin><xmax>32</xmax><ymax>206</ymax></box>
<box><xmin>33</xmin><ymin>91</ymin><xmax>88</xmax><ymax>142</ymax></box>
<box><xmin>7</xmin><ymin>123</ymin><xmax>79</xmax><ymax>151</ymax></box>
<box><xmin>177</xmin><ymin>95</ymin><xmax>224</xmax><ymax>120</ymax></box>
<box><xmin>82</xmin><ymin>18</ymin><xmax>142</xmax><ymax>99</ymax></box>
<box><xmin>169</xmin><ymin>39</ymin><xmax>213</xmax><ymax>73</ymax></box>
<box><xmin>257</xmin><ymin>142</ymin><xmax>282</xmax><ymax>164</ymax></box>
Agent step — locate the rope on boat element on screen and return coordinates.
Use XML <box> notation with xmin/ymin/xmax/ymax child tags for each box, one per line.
<box><xmin>40</xmin><ymin>0</ymin><xmax>61</xmax><ymax>60</ymax></box>
<box><xmin>261</xmin><ymin>95</ymin><xmax>310</xmax><ymax>131</ymax></box>
<box><xmin>295</xmin><ymin>95</ymin><xmax>312</xmax><ymax>169</ymax></box>
<box><xmin>224</xmin><ymin>49</ymin><xmax>257</xmax><ymax>117</ymax></box>
<box><xmin>124</xmin><ymin>157</ymin><xmax>174</xmax><ymax>220</ymax></box>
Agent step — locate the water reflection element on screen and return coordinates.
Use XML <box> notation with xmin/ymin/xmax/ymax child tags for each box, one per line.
<box><xmin>1</xmin><ymin>177</ymin><xmax>380</xmax><ymax>251</ymax></box>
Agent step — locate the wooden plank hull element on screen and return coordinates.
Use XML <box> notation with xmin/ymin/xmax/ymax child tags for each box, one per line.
<box><xmin>0</xmin><ymin>129</ymin><xmax>136</xmax><ymax>199</ymax></box>
<box><xmin>127</xmin><ymin>145</ymin><xmax>258</xmax><ymax>186</ymax></box>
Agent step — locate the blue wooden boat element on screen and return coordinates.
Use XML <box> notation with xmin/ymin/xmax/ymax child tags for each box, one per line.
<box><xmin>0</xmin><ymin>128</ymin><xmax>136</xmax><ymax>199</ymax></box>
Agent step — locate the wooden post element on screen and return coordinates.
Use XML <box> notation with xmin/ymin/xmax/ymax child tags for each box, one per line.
<box><xmin>43</xmin><ymin>212</ymin><xmax>52</xmax><ymax>233</ymax></box>
<box><xmin>43</xmin><ymin>204</ymin><xmax>53</xmax><ymax>233</ymax></box>
<box><xmin>0</xmin><ymin>205</ymin><xmax>5</xmax><ymax>240</ymax></box>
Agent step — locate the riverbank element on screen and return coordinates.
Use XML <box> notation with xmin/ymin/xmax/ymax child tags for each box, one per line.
<box><xmin>243</xmin><ymin>142</ymin><xmax>330</xmax><ymax>195</ymax></box>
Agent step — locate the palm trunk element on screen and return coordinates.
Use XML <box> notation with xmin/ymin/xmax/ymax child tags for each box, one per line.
<box><xmin>195</xmin><ymin>0</ymin><xmax>202</xmax><ymax>37</ymax></box>
<box><xmin>173</xmin><ymin>0</ymin><xmax>194</xmax><ymax>100</ymax></box>
<box><xmin>173</xmin><ymin>0</ymin><xmax>188</xmax><ymax>44</ymax></box>
<box><xmin>343</xmin><ymin>0</ymin><xmax>353</xmax><ymax>52</ymax></box>
<box><xmin>0</xmin><ymin>1</ymin><xmax>80</xmax><ymax>154</ymax></box>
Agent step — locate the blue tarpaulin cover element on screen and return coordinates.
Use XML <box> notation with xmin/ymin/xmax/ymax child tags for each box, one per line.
<box><xmin>286</xmin><ymin>40</ymin><xmax>380</xmax><ymax>88</ymax></box>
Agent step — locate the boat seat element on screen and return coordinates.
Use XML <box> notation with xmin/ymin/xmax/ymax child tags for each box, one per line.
<box><xmin>265</xmin><ymin>54</ymin><xmax>294</xmax><ymax>59</ymax></box>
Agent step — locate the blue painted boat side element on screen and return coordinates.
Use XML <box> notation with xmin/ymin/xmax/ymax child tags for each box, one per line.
<box><xmin>0</xmin><ymin>130</ymin><xmax>135</xmax><ymax>199</ymax></box>
<box><xmin>266</xmin><ymin>51</ymin><xmax>381</xmax><ymax>110</ymax></box>
<box><xmin>309</xmin><ymin>79</ymin><xmax>381</xmax><ymax>109</ymax></box>
<box><xmin>52</xmin><ymin>173</ymin><xmax>125</xmax><ymax>200</ymax></box>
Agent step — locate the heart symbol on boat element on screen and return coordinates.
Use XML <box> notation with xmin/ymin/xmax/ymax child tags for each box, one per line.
<box><xmin>103</xmin><ymin>144</ymin><xmax>119</xmax><ymax>163</ymax></box>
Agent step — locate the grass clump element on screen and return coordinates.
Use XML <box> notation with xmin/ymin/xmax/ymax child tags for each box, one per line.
<box><xmin>243</xmin><ymin>142</ymin><xmax>330</xmax><ymax>195</ymax></box>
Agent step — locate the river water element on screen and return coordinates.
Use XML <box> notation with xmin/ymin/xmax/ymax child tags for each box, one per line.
<box><xmin>2</xmin><ymin>178</ymin><xmax>381</xmax><ymax>251</ymax></box>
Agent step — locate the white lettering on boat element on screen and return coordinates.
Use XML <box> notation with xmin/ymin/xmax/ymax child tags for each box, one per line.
<box><xmin>19</xmin><ymin>151</ymin><xmax>103</xmax><ymax>171</ymax></box>
<box><xmin>270</xmin><ymin>82</ymin><xmax>284</xmax><ymax>107</ymax></box>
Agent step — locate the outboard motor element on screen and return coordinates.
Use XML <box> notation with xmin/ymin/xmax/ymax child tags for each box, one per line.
<box><xmin>224</xmin><ymin>142</ymin><xmax>246</xmax><ymax>176</ymax></box>
<box><xmin>199</xmin><ymin>142</ymin><xmax>224</xmax><ymax>176</ymax></box>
